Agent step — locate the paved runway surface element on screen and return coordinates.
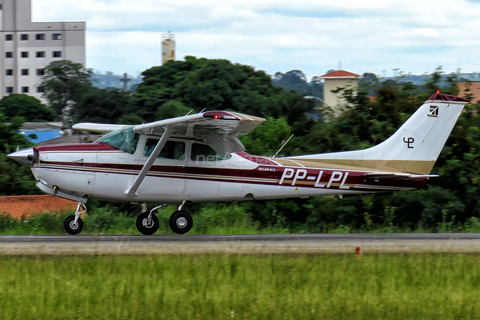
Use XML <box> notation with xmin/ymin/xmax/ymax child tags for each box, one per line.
<box><xmin>0</xmin><ymin>233</ymin><xmax>479</xmax><ymax>255</ymax></box>
<box><xmin>1</xmin><ymin>233</ymin><xmax>480</xmax><ymax>243</ymax></box>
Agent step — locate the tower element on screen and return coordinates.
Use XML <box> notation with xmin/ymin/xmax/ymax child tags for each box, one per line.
<box><xmin>161</xmin><ymin>32</ymin><xmax>175</xmax><ymax>65</ymax></box>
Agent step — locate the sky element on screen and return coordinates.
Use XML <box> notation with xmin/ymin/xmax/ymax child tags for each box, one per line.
<box><xmin>32</xmin><ymin>0</ymin><xmax>480</xmax><ymax>81</ymax></box>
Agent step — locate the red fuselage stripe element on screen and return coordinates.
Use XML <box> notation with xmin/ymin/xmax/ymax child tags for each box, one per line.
<box><xmin>36</xmin><ymin>161</ymin><xmax>427</xmax><ymax>191</ymax></box>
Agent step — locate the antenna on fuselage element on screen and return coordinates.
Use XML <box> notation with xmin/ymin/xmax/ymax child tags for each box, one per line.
<box><xmin>186</xmin><ymin>108</ymin><xmax>207</xmax><ymax>116</ymax></box>
<box><xmin>272</xmin><ymin>134</ymin><xmax>294</xmax><ymax>159</ymax></box>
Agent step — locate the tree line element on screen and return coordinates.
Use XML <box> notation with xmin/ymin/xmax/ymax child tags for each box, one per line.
<box><xmin>0</xmin><ymin>59</ymin><xmax>478</xmax><ymax>231</ymax></box>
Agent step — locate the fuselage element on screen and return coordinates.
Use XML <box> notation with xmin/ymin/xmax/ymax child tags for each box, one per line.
<box><xmin>29</xmin><ymin>133</ymin><xmax>427</xmax><ymax>204</ymax></box>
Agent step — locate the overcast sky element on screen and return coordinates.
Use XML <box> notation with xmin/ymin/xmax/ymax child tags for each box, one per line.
<box><xmin>32</xmin><ymin>0</ymin><xmax>480</xmax><ymax>80</ymax></box>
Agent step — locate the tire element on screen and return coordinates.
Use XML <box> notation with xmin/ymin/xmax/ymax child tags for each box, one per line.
<box><xmin>169</xmin><ymin>210</ymin><xmax>193</xmax><ymax>234</ymax></box>
<box><xmin>136</xmin><ymin>212</ymin><xmax>159</xmax><ymax>235</ymax></box>
<box><xmin>64</xmin><ymin>215</ymin><xmax>83</xmax><ymax>235</ymax></box>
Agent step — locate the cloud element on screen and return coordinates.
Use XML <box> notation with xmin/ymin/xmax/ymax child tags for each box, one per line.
<box><xmin>31</xmin><ymin>0</ymin><xmax>480</xmax><ymax>79</ymax></box>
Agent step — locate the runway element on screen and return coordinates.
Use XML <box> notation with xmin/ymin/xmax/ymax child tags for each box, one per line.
<box><xmin>0</xmin><ymin>233</ymin><xmax>479</xmax><ymax>255</ymax></box>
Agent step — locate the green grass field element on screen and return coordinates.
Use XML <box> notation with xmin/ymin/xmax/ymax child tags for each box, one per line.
<box><xmin>1</xmin><ymin>253</ymin><xmax>480</xmax><ymax>319</ymax></box>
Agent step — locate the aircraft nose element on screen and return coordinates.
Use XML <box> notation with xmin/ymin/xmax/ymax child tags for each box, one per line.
<box><xmin>7</xmin><ymin>147</ymin><xmax>35</xmax><ymax>166</ymax></box>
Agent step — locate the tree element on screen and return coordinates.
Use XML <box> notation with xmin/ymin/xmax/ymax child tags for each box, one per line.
<box><xmin>127</xmin><ymin>57</ymin><xmax>206</xmax><ymax>121</ymax></box>
<box><xmin>156</xmin><ymin>100</ymin><xmax>191</xmax><ymax>120</ymax></box>
<box><xmin>118</xmin><ymin>114</ymin><xmax>144</xmax><ymax>125</ymax></box>
<box><xmin>40</xmin><ymin>60</ymin><xmax>93</xmax><ymax>117</ymax></box>
<box><xmin>240</xmin><ymin>117</ymin><xmax>291</xmax><ymax>156</ymax></box>
<box><xmin>128</xmin><ymin>56</ymin><xmax>315</xmax><ymax>134</ymax></box>
<box><xmin>0</xmin><ymin>94</ymin><xmax>56</xmax><ymax>122</ymax></box>
<box><xmin>74</xmin><ymin>87</ymin><xmax>130</xmax><ymax>124</ymax></box>
<box><xmin>273</xmin><ymin>70</ymin><xmax>311</xmax><ymax>94</ymax></box>
<box><xmin>0</xmin><ymin>114</ymin><xmax>38</xmax><ymax>195</ymax></box>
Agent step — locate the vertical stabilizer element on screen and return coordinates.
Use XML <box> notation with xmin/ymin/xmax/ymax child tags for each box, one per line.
<box><xmin>363</xmin><ymin>93</ymin><xmax>469</xmax><ymax>172</ymax></box>
<box><xmin>288</xmin><ymin>93</ymin><xmax>470</xmax><ymax>174</ymax></box>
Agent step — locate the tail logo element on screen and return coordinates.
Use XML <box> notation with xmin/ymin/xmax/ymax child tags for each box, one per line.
<box><xmin>403</xmin><ymin>137</ymin><xmax>414</xmax><ymax>148</ymax></box>
<box><xmin>428</xmin><ymin>106</ymin><xmax>439</xmax><ymax>117</ymax></box>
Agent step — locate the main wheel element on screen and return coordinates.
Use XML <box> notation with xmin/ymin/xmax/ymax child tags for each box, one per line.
<box><xmin>136</xmin><ymin>212</ymin><xmax>159</xmax><ymax>235</ymax></box>
<box><xmin>64</xmin><ymin>215</ymin><xmax>83</xmax><ymax>235</ymax></box>
<box><xmin>169</xmin><ymin>210</ymin><xmax>193</xmax><ymax>234</ymax></box>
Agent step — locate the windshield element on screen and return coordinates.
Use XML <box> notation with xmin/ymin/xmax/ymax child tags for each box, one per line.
<box><xmin>97</xmin><ymin>127</ymin><xmax>139</xmax><ymax>154</ymax></box>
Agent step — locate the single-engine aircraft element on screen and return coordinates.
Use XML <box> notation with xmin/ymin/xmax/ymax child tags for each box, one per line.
<box><xmin>8</xmin><ymin>93</ymin><xmax>469</xmax><ymax>235</ymax></box>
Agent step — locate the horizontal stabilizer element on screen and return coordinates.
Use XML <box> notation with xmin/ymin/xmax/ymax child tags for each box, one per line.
<box><xmin>365</xmin><ymin>172</ymin><xmax>439</xmax><ymax>180</ymax></box>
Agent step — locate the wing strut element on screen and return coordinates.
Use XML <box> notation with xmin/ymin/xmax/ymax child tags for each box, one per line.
<box><xmin>125</xmin><ymin>125</ymin><xmax>172</xmax><ymax>197</ymax></box>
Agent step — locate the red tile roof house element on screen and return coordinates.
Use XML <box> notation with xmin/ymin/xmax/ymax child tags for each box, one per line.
<box><xmin>0</xmin><ymin>195</ymin><xmax>76</xmax><ymax>219</ymax></box>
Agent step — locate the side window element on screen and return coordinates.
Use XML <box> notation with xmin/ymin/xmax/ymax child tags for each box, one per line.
<box><xmin>191</xmin><ymin>143</ymin><xmax>232</xmax><ymax>162</ymax></box>
<box><xmin>144</xmin><ymin>139</ymin><xmax>185</xmax><ymax>160</ymax></box>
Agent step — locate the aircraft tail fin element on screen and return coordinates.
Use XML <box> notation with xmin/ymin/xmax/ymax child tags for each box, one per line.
<box><xmin>288</xmin><ymin>93</ymin><xmax>470</xmax><ymax>174</ymax></box>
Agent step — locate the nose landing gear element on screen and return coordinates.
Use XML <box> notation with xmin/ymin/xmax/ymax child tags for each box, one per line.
<box><xmin>64</xmin><ymin>202</ymin><xmax>86</xmax><ymax>235</ymax></box>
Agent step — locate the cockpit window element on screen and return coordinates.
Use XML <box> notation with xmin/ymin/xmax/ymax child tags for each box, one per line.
<box><xmin>97</xmin><ymin>127</ymin><xmax>139</xmax><ymax>154</ymax></box>
<box><xmin>191</xmin><ymin>143</ymin><xmax>232</xmax><ymax>162</ymax></box>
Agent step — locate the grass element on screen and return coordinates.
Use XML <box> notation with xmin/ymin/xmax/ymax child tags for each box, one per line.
<box><xmin>2</xmin><ymin>203</ymin><xmax>480</xmax><ymax>235</ymax></box>
<box><xmin>0</xmin><ymin>204</ymin><xmax>290</xmax><ymax>235</ymax></box>
<box><xmin>1</xmin><ymin>253</ymin><xmax>480</xmax><ymax>319</ymax></box>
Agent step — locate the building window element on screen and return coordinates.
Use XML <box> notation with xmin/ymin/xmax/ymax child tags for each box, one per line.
<box><xmin>37</xmin><ymin>86</ymin><xmax>45</xmax><ymax>93</ymax></box>
<box><xmin>5</xmin><ymin>34</ymin><xmax>12</xmax><ymax>41</ymax></box>
<box><xmin>36</xmin><ymin>34</ymin><xmax>45</xmax><ymax>40</ymax></box>
<box><xmin>21</xmin><ymin>69</ymin><xmax>29</xmax><ymax>76</ymax></box>
<box><xmin>21</xmin><ymin>51</ymin><xmax>28</xmax><ymax>58</ymax></box>
<box><xmin>6</xmin><ymin>87</ymin><xmax>13</xmax><ymax>94</ymax></box>
<box><xmin>5</xmin><ymin>69</ymin><xmax>13</xmax><ymax>76</ymax></box>
<box><xmin>20</xmin><ymin>34</ymin><xmax>28</xmax><ymax>41</ymax></box>
<box><xmin>36</xmin><ymin>69</ymin><xmax>45</xmax><ymax>76</ymax></box>
<box><xmin>36</xmin><ymin>51</ymin><xmax>45</xmax><ymax>58</ymax></box>
<box><xmin>21</xmin><ymin>87</ymin><xmax>29</xmax><ymax>93</ymax></box>
<box><xmin>53</xmin><ymin>51</ymin><xmax>62</xmax><ymax>58</ymax></box>
<box><xmin>5</xmin><ymin>52</ymin><xmax>12</xmax><ymax>58</ymax></box>
<box><xmin>52</xmin><ymin>34</ymin><xmax>62</xmax><ymax>40</ymax></box>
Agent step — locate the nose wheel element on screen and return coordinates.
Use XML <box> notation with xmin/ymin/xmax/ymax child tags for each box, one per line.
<box><xmin>64</xmin><ymin>202</ymin><xmax>86</xmax><ymax>235</ymax></box>
<box><xmin>64</xmin><ymin>215</ymin><xmax>84</xmax><ymax>234</ymax></box>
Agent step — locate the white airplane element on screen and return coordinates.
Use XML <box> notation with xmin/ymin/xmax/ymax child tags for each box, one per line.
<box><xmin>8</xmin><ymin>93</ymin><xmax>469</xmax><ymax>235</ymax></box>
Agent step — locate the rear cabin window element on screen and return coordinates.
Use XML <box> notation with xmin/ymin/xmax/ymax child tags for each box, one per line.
<box><xmin>144</xmin><ymin>139</ymin><xmax>185</xmax><ymax>160</ymax></box>
<box><xmin>191</xmin><ymin>143</ymin><xmax>232</xmax><ymax>162</ymax></box>
<box><xmin>97</xmin><ymin>127</ymin><xmax>139</xmax><ymax>154</ymax></box>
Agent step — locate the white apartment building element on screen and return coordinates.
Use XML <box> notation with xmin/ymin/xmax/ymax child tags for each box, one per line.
<box><xmin>0</xmin><ymin>0</ymin><xmax>85</xmax><ymax>101</ymax></box>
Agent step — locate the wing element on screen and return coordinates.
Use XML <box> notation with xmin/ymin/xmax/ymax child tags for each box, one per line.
<box><xmin>72</xmin><ymin>123</ymin><xmax>131</xmax><ymax>133</ymax></box>
<box><xmin>133</xmin><ymin>111</ymin><xmax>265</xmax><ymax>154</ymax></box>
<box><xmin>365</xmin><ymin>172</ymin><xmax>439</xmax><ymax>180</ymax></box>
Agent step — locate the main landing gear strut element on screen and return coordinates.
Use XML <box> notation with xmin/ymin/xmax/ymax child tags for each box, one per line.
<box><xmin>136</xmin><ymin>200</ymin><xmax>193</xmax><ymax>235</ymax></box>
